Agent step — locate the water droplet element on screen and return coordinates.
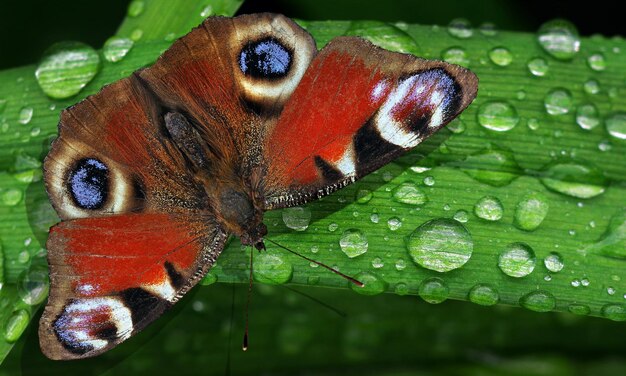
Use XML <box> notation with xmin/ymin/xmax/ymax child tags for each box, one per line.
<box><xmin>355</xmin><ymin>189</ymin><xmax>373</xmax><ymax>204</ymax></box>
<box><xmin>200</xmin><ymin>272</ymin><xmax>217</xmax><ymax>286</ymax></box>
<box><xmin>527</xmin><ymin>57</ymin><xmax>549</xmax><ymax>76</ymax></box>
<box><xmin>131</xmin><ymin>28</ymin><xmax>144</xmax><ymax>41</ymax></box>
<box><xmin>392</xmin><ymin>182</ymin><xmax>427</xmax><ymax>206</ymax></box>
<box><xmin>371</xmin><ymin>257</ymin><xmax>384</xmax><ymax>269</ymax></box>
<box><xmin>394</xmin><ymin>283</ymin><xmax>409</xmax><ymax>296</ymax></box>
<box><xmin>351</xmin><ymin>272</ymin><xmax>386</xmax><ymax>295</ymax></box>
<box><xmin>516</xmin><ymin>90</ymin><xmax>527</xmax><ymax>101</ymax></box>
<box><xmin>307</xmin><ymin>275</ymin><xmax>320</xmax><ymax>285</ymax></box>
<box><xmin>423</xmin><ymin>176</ymin><xmax>435</xmax><ymax>186</ymax></box>
<box><xmin>453</xmin><ymin>210</ymin><xmax>469</xmax><ymax>223</ymax></box>
<box><xmin>477</xmin><ymin>100</ymin><xmax>520</xmax><ymax>132</ymax></box>
<box><xmin>447</xmin><ymin>118</ymin><xmax>466</xmax><ymax>134</ymax></box>
<box><xmin>588</xmin><ymin>209</ymin><xmax>626</xmax><ymax>259</ymax></box>
<box><xmin>18</xmin><ymin>250</ymin><xmax>30</xmax><ymax>264</ymax></box>
<box><xmin>581</xmin><ymin>278</ymin><xmax>590</xmax><ymax>287</ymax></box>
<box><xmin>282</xmin><ymin>206</ymin><xmax>311</xmax><ymax>231</ymax></box>
<box><xmin>418</xmin><ymin>277</ymin><xmax>449</xmax><ymax>304</ymax></box>
<box><xmin>17</xmin><ymin>266</ymin><xmax>49</xmax><ymax>305</ymax></box>
<box><xmin>584</xmin><ymin>79</ymin><xmax>601</xmax><ymax>95</ymax></box>
<box><xmin>498</xmin><ymin>242</ymin><xmax>536</xmax><ymax>277</ymax></box>
<box><xmin>544</xmin><ymin>88</ymin><xmax>573</xmax><ymax>115</ymax></box>
<box><xmin>340</xmin><ymin>229</ymin><xmax>368</xmax><ymax>258</ymax></box>
<box><xmin>568</xmin><ymin>304</ymin><xmax>591</xmax><ymax>316</ymax></box>
<box><xmin>395</xmin><ymin>258</ymin><xmax>406</xmax><ymax>271</ymax></box>
<box><xmin>345</xmin><ymin>21</ymin><xmax>419</xmax><ymax>55</ymax></box>
<box><xmin>103</xmin><ymin>37</ymin><xmax>134</xmax><ymax>63</ymax></box>
<box><xmin>127</xmin><ymin>0</ymin><xmax>145</xmax><ymax>17</ymax></box>
<box><xmin>3</xmin><ymin>310</ymin><xmax>30</xmax><ymax>343</ymax></box>
<box><xmin>1</xmin><ymin>188</ymin><xmax>23</xmax><ymax>206</ymax></box>
<box><xmin>519</xmin><ymin>290</ymin><xmax>556</xmax><ymax>312</ymax></box>
<box><xmin>447</xmin><ymin>18</ymin><xmax>473</xmax><ymax>39</ymax></box>
<box><xmin>479</xmin><ymin>22</ymin><xmax>497</xmax><ymax>36</ymax></box>
<box><xmin>474</xmin><ymin>195</ymin><xmax>503</xmax><ymax>221</ymax></box>
<box><xmin>18</xmin><ymin>107</ymin><xmax>33</xmax><ymax>124</ymax></box>
<box><xmin>407</xmin><ymin>218</ymin><xmax>473</xmax><ymax>272</ymax></box>
<box><xmin>253</xmin><ymin>250</ymin><xmax>293</xmax><ymax>284</ymax></box>
<box><xmin>35</xmin><ymin>41</ymin><xmax>100</xmax><ymax>99</ymax></box>
<box><xmin>381</xmin><ymin>171</ymin><xmax>394</xmax><ymax>182</ymax></box>
<box><xmin>587</xmin><ymin>53</ymin><xmax>606</xmax><ymax>71</ymax></box>
<box><xmin>571</xmin><ymin>279</ymin><xmax>581</xmax><ymax>287</ymax></box>
<box><xmin>462</xmin><ymin>147</ymin><xmax>521</xmax><ymax>187</ymax></box>
<box><xmin>442</xmin><ymin>47</ymin><xmax>470</xmax><ymax>67</ymax></box>
<box><xmin>537</xmin><ymin>19</ymin><xmax>581</xmax><ymax>60</ymax></box>
<box><xmin>514</xmin><ymin>192</ymin><xmax>549</xmax><ymax>231</ymax></box>
<box><xmin>488</xmin><ymin>47</ymin><xmax>513</xmax><ymax>66</ymax></box>
<box><xmin>527</xmin><ymin>118</ymin><xmax>540</xmax><ymax>130</ymax></box>
<box><xmin>540</xmin><ymin>162</ymin><xmax>606</xmax><ymax>199</ymax></box>
<box><xmin>606</xmin><ymin>112</ymin><xmax>626</xmax><ymax>140</ymax></box>
<box><xmin>602</xmin><ymin>303</ymin><xmax>626</xmax><ymax>321</ymax></box>
<box><xmin>575</xmin><ymin>103</ymin><xmax>601</xmax><ymax>130</ymax></box>
<box><xmin>370</xmin><ymin>213</ymin><xmax>379</xmax><ymax>223</ymax></box>
<box><xmin>328</xmin><ymin>222</ymin><xmax>339</xmax><ymax>232</ymax></box>
<box><xmin>544</xmin><ymin>252</ymin><xmax>564</xmax><ymax>272</ymax></box>
<box><xmin>387</xmin><ymin>217</ymin><xmax>402</xmax><ymax>231</ymax></box>
<box><xmin>468</xmin><ymin>284</ymin><xmax>499</xmax><ymax>306</ymax></box>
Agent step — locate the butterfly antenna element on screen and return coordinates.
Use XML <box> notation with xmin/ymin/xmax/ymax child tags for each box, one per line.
<box><xmin>265</xmin><ymin>238</ymin><xmax>364</xmax><ymax>287</ymax></box>
<box><xmin>243</xmin><ymin>246</ymin><xmax>254</xmax><ymax>351</ymax></box>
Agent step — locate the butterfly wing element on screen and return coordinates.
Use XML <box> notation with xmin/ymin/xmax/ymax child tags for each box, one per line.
<box><xmin>41</xmin><ymin>76</ymin><xmax>228</xmax><ymax>359</ymax></box>
<box><xmin>261</xmin><ymin>36</ymin><xmax>478</xmax><ymax>208</ymax></box>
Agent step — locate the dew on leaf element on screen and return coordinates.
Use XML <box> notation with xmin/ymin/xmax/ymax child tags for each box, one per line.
<box><xmin>418</xmin><ymin>277</ymin><xmax>449</xmax><ymax>304</ymax></box>
<box><xmin>468</xmin><ymin>284</ymin><xmax>499</xmax><ymax>306</ymax></box>
<box><xmin>407</xmin><ymin>218</ymin><xmax>473</xmax><ymax>272</ymax></box>
<box><xmin>498</xmin><ymin>242</ymin><xmax>536</xmax><ymax>277</ymax></box>
<box><xmin>477</xmin><ymin>100</ymin><xmax>520</xmax><ymax>131</ymax></box>
<box><xmin>340</xmin><ymin>229</ymin><xmax>368</xmax><ymax>258</ymax></box>
<box><xmin>514</xmin><ymin>191</ymin><xmax>549</xmax><ymax>231</ymax></box>
<box><xmin>519</xmin><ymin>290</ymin><xmax>556</xmax><ymax>312</ymax></box>
<box><xmin>537</xmin><ymin>19</ymin><xmax>581</xmax><ymax>60</ymax></box>
<box><xmin>474</xmin><ymin>195</ymin><xmax>503</xmax><ymax>221</ymax></box>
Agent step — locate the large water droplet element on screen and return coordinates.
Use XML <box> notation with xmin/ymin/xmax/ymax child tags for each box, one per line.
<box><xmin>568</xmin><ymin>303</ymin><xmax>591</xmax><ymax>316</ymax></box>
<box><xmin>418</xmin><ymin>277</ymin><xmax>449</xmax><ymax>304</ymax></box>
<box><xmin>35</xmin><ymin>41</ymin><xmax>101</xmax><ymax>99</ymax></box>
<box><xmin>488</xmin><ymin>47</ymin><xmax>513</xmax><ymax>66</ymax></box>
<box><xmin>127</xmin><ymin>0</ymin><xmax>145</xmax><ymax>17</ymax></box>
<box><xmin>514</xmin><ymin>191</ymin><xmax>549</xmax><ymax>231</ymax></box>
<box><xmin>1</xmin><ymin>188</ymin><xmax>23</xmax><ymax>206</ymax></box>
<box><xmin>392</xmin><ymin>182</ymin><xmax>427</xmax><ymax>206</ymax></box>
<box><xmin>253</xmin><ymin>250</ymin><xmax>293</xmax><ymax>284</ymax></box>
<box><xmin>462</xmin><ymin>147</ymin><xmax>521</xmax><ymax>187</ymax></box>
<box><xmin>3</xmin><ymin>309</ymin><xmax>30</xmax><ymax>343</ymax></box>
<box><xmin>351</xmin><ymin>272</ymin><xmax>386</xmax><ymax>295</ymax></box>
<box><xmin>282</xmin><ymin>206</ymin><xmax>311</xmax><ymax>231</ymax></box>
<box><xmin>544</xmin><ymin>252</ymin><xmax>564</xmax><ymax>272</ymax></box>
<box><xmin>519</xmin><ymin>290</ymin><xmax>556</xmax><ymax>312</ymax></box>
<box><xmin>537</xmin><ymin>19</ymin><xmax>581</xmax><ymax>60</ymax></box>
<box><xmin>340</xmin><ymin>229</ymin><xmax>368</xmax><ymax>258</ymax></box>
<box><xmin>442</xmin><ymin>47</ymin><xmax>470</xmax><ymax>67</ymax></box>
<box><xmin>18</xmin><ymin>107</ymin><xmax>33</xmax><ymax>125</ymax></box>
<box><xmin>474</xmin><ymin>195</ymin><xmax>504</xmax><ymax>221</ymax></box>
<box><xmin>527</xmin><ymin>57</ymin><xmax>549</xmax><ymax>76</ymax></box>
<box><xmin>17</xmin><ymin>266</ymin><xmax>49</xmax><ymax>305</ymax></box>
<box><xmin>498</xmin><ymin>242</ymin><xmax>536</xmax><ymax>277</ymax></box>
<box><xmin>544</xmin><ymin>88</ymin><xmax>574</xmax><ymax>115</ymax></box>
<box><xmin>576</xmin><ymin>103</ymin><xmax>601</xmax><ymax>130</ymax></box>
<box><xmin>447</xmin><ymin>18</ymin><xmax>473</xmax><ymax>39</ymax></box>
<box><xmin>605</xmin><ymin>112</ymin><xmax>626</xmax><ymax>140</ymax></box>
<box><xmin>540</xmin><ymin>162</ymin><xmax>606</xmax><ymax>199</ymax></box>
<box><xmin>468</xmin><ymin>284</ymin><xmax>499</xmax><ymax>306</ymax></box>
<box><xmin>407</xmin><ymin>218</ymin><xmax>473</xmax><ymax>272</ymax></box>
<box><xmin>477</xmin><ymin>100</ymin><xmax>519</xmax><ymax>131</ymax></box>
<box><xmin>601</xmin><ymin>304</ymin><xmax>626</xmax><ymax>321</ymax></box>
<box><xmin>587</xmin><ymin>53</ymin><xmax>607</xmax><ymax>71</ymax></box>
<box><xmin>103</xmin><ymin>37</ymin><xmax>134</xmax><ymax>63</ymax></box>
<box><xmin>387</xmin><ymin>217</ymin><xmax>402</xmax><ymax>231</ymax></box>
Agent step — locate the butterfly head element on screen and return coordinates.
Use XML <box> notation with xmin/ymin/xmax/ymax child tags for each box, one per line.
<box><xmin>240</xmin><ymin>222</ymin><xmax>267</xmax><ymax>250</ymax></box>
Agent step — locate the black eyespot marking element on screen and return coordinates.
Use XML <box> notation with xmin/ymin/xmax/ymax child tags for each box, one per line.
<box><xmin>68</xmin><ymin>158</ymin><xmax>109</xmax><ymax>210</ymax></box>
<box><xmin>239</xmin><ymin>37</ymin><xmax>292</xmax><ymax>79</ymax></box>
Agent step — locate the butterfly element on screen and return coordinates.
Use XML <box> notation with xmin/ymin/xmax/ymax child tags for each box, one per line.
<box><xmin>39</xmin><ymin>13</ymin><xmax>478</xmax><ymax>359</ymax></box>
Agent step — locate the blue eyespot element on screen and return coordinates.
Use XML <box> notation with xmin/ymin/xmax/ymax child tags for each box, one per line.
<box><xmin>68</xmin><ymin>158</ymin><xmax>109</xmax><ymax>210</ymax></box>
<box><xmin>239</xmin><ymin>38</ymin><xmax>291</xmax><ymax>79</ymax></box>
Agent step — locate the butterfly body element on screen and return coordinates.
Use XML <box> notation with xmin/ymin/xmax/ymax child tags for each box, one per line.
<box><xmin>40</xmin><ymin>13</ymin><xmax>478</xmax><ymax>359</ymax></box>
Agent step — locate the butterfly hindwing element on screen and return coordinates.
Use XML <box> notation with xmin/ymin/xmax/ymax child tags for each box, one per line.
<box><xmin>261</xmin><ymin>36</ymin><xmax>478</xmax><ymax>208</ymax></box>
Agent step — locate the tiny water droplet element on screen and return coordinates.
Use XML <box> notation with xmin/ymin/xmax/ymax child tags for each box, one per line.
<box><xmin>527</xmin><ymin>118</ymin><xmax>540</xmax><ymax>130</ymax></box>
<box><xmin>355</xmin><ymin>189</ymin><xmax>373</xmax><ymax>204</ymax></box>
<box><xmin>468</xmin><ymin>284</ymin><xmax>499</xmax><ymax>306</ymax></box>
<box><xmin>18</xmin><ymin>107</ymin><xmax>33</xmax><ymax>124</ymax></box>
<box><xmin>519</xmin><ymin>290</ymin><xmax>556</xmax><ymax>312</ymax></box>
<box><xmin>583</xmin><ymin>79</ymin><xmax>600</xmax><ymax>95</ymax></box>
<box><xmin>130</xmin><ymin>28</ymin><xmax>144</xmax><ymax>41</ymax></box>
<box><xmin>282</xmin><ymin>206</ymin><xmax>311</xmax><ymax>231</ymax></box>
<box><xmin>544</xmin><ymin>252</ymin><xmax>564</xmax><ymax>272</ymax></box>
<box><xmin>477</xmin><ymin>100</ymin><xmax>520</xmax><ymax>132</ymax></box>
<box><xmin>474</xmin><ymin>195</ymin><xmax>503</xmax><ymax>221</ymax></box>
<box><xmin>527</xmin><ymin>57</ymin><xmax>549</xmax><ymax>76</ymax></box>
<box><xmin>442</xmin><ymin>47</ymin><xmax>470</xmax><ymax>67</ymax></box>
<box><xmin>371</xmin><ymin>257</ymin><xmax>384</xmax><ymax>269</ymax></box>
<box><xmin>544</xmin><ymin>88</ymin><xmax>574</xmax><ymax>115</ymax></box>
<box><xmin>605</xmin><ymin>112</ymin><xmax>626</xmax><ymax>140</ymax></box>
<box><xmin>394</xmin><ymin>283</ymin><xmax>409</xmax><ymax>296</ymax></box>
<box><xmin>447</xmin><ymin>18</ymin><xmax>473</xmax><ymax>39</ymax></box>
<box><xmin>423</xmin><ymin>176</ymin><xmax>435</xmax><ymax>186</ymax></box>
<box><xmin>571</xmin><ymin>279</ymin><xmax>581</xmax><ymax>287</ymax></box>
<box><xmin>339</xmin><ymin>229</ymin><xmax>368</xmax><ymax>258</ymax></box>
<box><xmin>387</xmin><ymin>217</ymin><xmax>402</xmax><ymax>231</ymax></box>
<box><xmin>447</xmin><ymin>118</ymin><xmax>466</xmax><ymax>134</ymax></box>
<box><xmin>103</xmin><ymin>37</ymin><xmax>134</xmax><ymax>63</ymax></box>
<box><xmin>587</xmin><ymin>53</ymin><xmax>607</xmax><ymax>71</ymax></box>
<box><xmin>607</xmin><ymin>287</ymin><xmax>616</xmax><ymax>295</ymax></box>
<box><xmin>540</xmin><ymin>162</ymin><xmax>606</xmax><ymax>199</ymax></box>
<box><xmin>17</xmin><ymin>267</ymin><xmax>49</xmax><ymax>305</ymax></box>
<box><xmin>392</xmin><ymin>182</ymin><xmax>427</xmax><ymax>206</ymax></box>
<box><xmin>576</xmin><ymin>103</ymin><xmax>601</xmax><ymax>130</ymax></box>
<box><xmin>1</xmin><ymin>188</ymin><xmax>23</xmax><ymax>206</ymax></box>
<box><xmin>488</xmin><ymin>47</ymin><xmax>513</xmax><ymax>66</ymax></box>
<box><xmin>537</xmin><ymin>19</ymin><xmax>580</xmax><ymax>60</ymax></box>
<box><xmin>370</xmin><ymin>213</ymin><xmax>379</xmax><ymax>223</ymax></box>
<box><xmin>351</xmin><ymin>272</ymin><xmax>386</xmax><ymax>295</ymax></box>
<box><xmin>453</xmin><ymin>210</ymin><xmax>469</xmax><ymax>223</ymax></box>
<box><xmin>498</xmin><ymin>242</ymin><xmax>536</xmax><ymax>277</ymax></box>
<box><xmin>407</xmin><ymin>218</ymin><xmax>473</xmax><ymax>272</ymax></box>
<box><xmin>418</xmin><ymin>277</ymin><xmax>449</xmax><ymax>304</ymax></box>
<box><xmin>127</xmin><ymin>0</ymin><xmax>145</xmax><ymax>17</ymax></box>
<box><xmin>395</xmin><ymin>258</ymin><xmax>406</xmax><ymax>271</ymax></box>
<box><xmin>601</xmin><ymin>303</ymin><xmax>626</xmax><ymax>321</ymax></box>
<box><xmin>568</xmin><ymin>303</ymin><xmax>591</xmax><ymax>316</ymax></box>
<box><xmin>328</xmin><ymin>222</ymin><xmax>339</xmax><ymax>232</ymax></box>
<box><xmin>514</xmin><ymin>191</ymin><xmax>549</xmax><ymax>231</ymax></box>
<box><xmin>3</xmin><ymin>310</ymin><xmax>30</xmax><ymax>343</ymax></box>
<box><xmin>253</xmin><ymin>250</ymin><xmax>293</xmax><ymax>285</ymax></box>
<box><xmin>35</xmin><ymin>41</ymin><xmax>100</xmax><ymax>99</ymax></box>
<box><xmin>479</xmin><ymin>22</ymin><xmax>497</xmax><ymax>36</ymax></box>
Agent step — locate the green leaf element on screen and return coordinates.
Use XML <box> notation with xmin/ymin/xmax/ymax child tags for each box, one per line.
<box><xmin>1</xmin><ymin>0</ymin><xmax>626</xmax><ymax>366</ymax></box>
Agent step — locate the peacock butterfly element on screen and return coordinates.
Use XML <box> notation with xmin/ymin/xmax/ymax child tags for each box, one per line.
<box><xmin>39</xmin><ymin>13</ymin><xmax>478</xmax><ymax>359</ymax></box>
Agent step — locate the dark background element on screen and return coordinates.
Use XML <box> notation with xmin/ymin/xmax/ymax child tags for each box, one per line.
<box><xmin>0</xmin><ymin>0</ymin><xmax>621</xmax><ymax>70</ymax></box>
